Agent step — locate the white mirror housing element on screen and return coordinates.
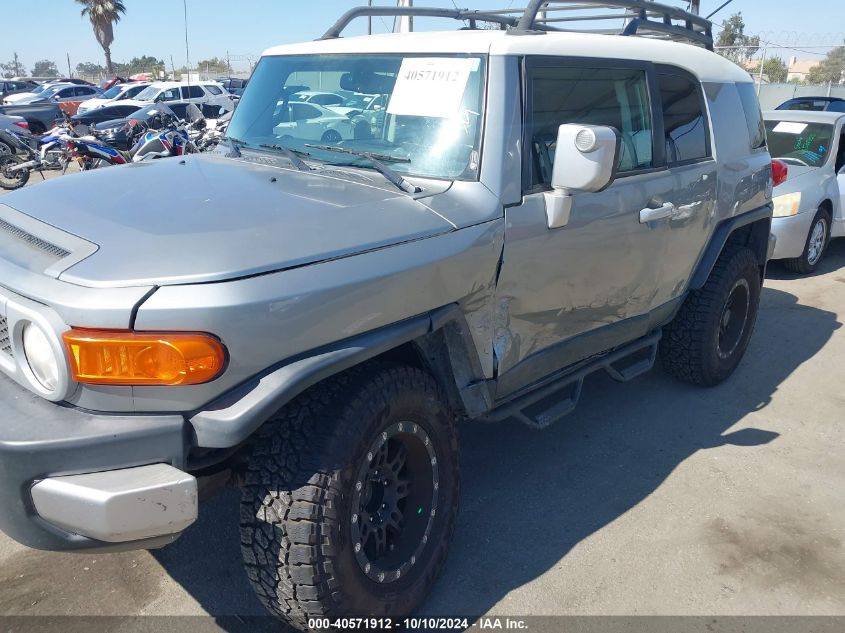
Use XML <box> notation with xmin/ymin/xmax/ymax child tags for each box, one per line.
<box><xmin>545</xmin><ymin>124</ymin><xmax>621</xmax><ymax>229</ymax></box>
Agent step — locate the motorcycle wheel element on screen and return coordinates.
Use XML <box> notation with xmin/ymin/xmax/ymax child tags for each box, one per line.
<box><xmin>0</xmin><ymin>155</ymin><xmax>29</xmax><ymax>190</ymax></box>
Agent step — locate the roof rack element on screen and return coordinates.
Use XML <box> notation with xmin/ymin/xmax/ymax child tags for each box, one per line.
<box><xmin>321</xmin><ymin>1</ymin><xmax>713</xmax><ymax>50</ymax></box>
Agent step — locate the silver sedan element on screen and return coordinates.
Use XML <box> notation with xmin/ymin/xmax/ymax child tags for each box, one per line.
<box><xmin>764</xmin><ymin>110</ymin><xmax>845</xmax><ymax>273</ymax></box>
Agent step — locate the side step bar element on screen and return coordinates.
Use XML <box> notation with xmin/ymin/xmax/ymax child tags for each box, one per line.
<box><xmin>485</xmin><ymin>331</ymin><xmax>661</xmax><ymax>429</ymax></box>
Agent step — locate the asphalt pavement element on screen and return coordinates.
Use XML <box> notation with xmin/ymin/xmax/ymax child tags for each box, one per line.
<box><xmin>0</xmin><ymin>171</ymin><xmax>843</xmax><ymax>628</ymax></box>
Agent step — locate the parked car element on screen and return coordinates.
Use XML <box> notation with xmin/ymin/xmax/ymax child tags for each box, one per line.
<box><xmin>92</xmin><ymin>101</ymin><xmax>210</xmax><ymax>150</ymax></box>
<box><xmin>10</xmin><ymin>83</ymin><xmax>102</xmax><ymax>116</ymax></box>
<box><xmin>0</xmin><ymin>102</ymin><xmax>63</xmax><ymax>134</ymax></box>
<box><xmin>97</xmin><ymin>76</ymin><xmax>128</xmax><ymax>91</ymax></box>
<box><xmin>0</xmin><ymin>3</ymin><xmax>772</xmax><ymax>630</ymax></box>
<box><xmin>77</xmin><ymin>82</ymin><xmax>151</xmax><ymax>114</ymax></box>
<box><xmin>776</xmin><ymin>96</ymin><xmax>845</xmax><ymax>113</ymax></box>
<box><xmin>120</xmin><ymin>81</ymin><xmax>234</xmax><ymax>111</ymax></box>
<box><xmin>71</xmin><ymin>103</ymin><xmax>144</xmax><ymax>128</ymax></box>
<box><xmin>0</xmin><ymin>113</ymin><xmax>32</xmax><ymax>154</ymax></box>
<box><xmin>218</xmin><ymin>77</ymin><xmax>248</xmax><ymax>96</ymax></box>
<box><xmin>2</xmin><ymin>79</ymin><xmax>63</xmax><ymax>105</ymax></box>
<box><xmin>764</xmin><ymin>110</ymin><xmax>845</xmax><ymax>272</ymax></box>
<box><xmin>273</xmin><ymin>100</ymin><xmax>358</xmax><ymax>142</ymax></box>
<box><xmin>0</xmin><ymin>80</ymin><xmax>38</xmax><ymax>102</ymax></box>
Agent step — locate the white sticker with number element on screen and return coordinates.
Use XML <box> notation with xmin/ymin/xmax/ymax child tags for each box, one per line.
<box><xmin>387</xmin><ymin>57</ymin><xmax>474</xmax><ymax>118</ymax></box>
<box><xmin>772</xmin><ymin>121</ymin><xmax>808</xmax><ymax>134</ymax></box>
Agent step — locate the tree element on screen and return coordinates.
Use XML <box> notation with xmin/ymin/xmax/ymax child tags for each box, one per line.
<box><xmin>196</xmin><ymin>57</ymin><xmax>230</xmax><ymax>75</ymax></box>
<box><xmin>0</xmin><ymin>53</ymin><xmax>24</xmax><ymax>79</ymax></box>
<box><xmin>76</xmin><ymin>0</ymin><xmax>127</xmax><ymax>75</ymax></box>
<box><xmin>113</xmin><ymin>55</ymin><xmax>165</xmax><ymax>78</ymax></box>
<box><xmin>807</xmin><ymin>46</ymin><xmax>845</xmax><ymax>85</ymax></box>
<box><xmin>76</xmin><ymin>61</ymin><xmax>106</xmax><ymax>78</ymax></box>
<box><xmin>716</xmin><ymin>13</ymin><xmax>760</xmax><ymax>64</ymax></box>
<box><xmin>31</xmin><ymin>59</ymin><xmax>59</xmax><ymax>78</ymax></box>
<box><xmin>749</xmin><ymin>57</ymin><xmax>788</xmax><ymax>83</ymax></box>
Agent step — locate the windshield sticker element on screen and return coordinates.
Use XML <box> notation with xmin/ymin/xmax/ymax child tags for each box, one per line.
<box><xmin>773</xmin><ymin>121</ymin><xmax>808</xmax><ymax>134</ymax></box>
<box><xmin>387</xmin><ymin>57</ymin><xmax>474</xmax><ymax>118</ymax></box>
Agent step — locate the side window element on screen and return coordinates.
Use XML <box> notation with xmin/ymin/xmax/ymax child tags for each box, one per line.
<box><xmin>160</xmin><ymin>88</ymin><xmax>180</xmax><ymax>101</ymax></box>
<box><xmin>293</xmin><ymin>103</ymin><xmax>321</xmax><ymax>120</ymax></box>
<box><xmin>59</xmin><ymin>87</ymin><xmax>75</xmax><ymax>98</ymax></box>
<box><xmin>182</xmin><ymin>85</ymin><xmax>204</xmax><ymax>99</ymax></box>
<box><xmin>829</xmin><ymin>101</ymin><xmax>845</xmax><ymax>113</ymax></box>
<box><xmin>836</xmin><ymin>131</ymin><xmax>845</xmax><ymax>173</ymax></box>
<box><xmin>657</xmin><ymin>69</ymin><xmax>710</xmax><ymax>164</ymax></box>
<box><xmin>736</xmin><ymin>83</ymin><xmax>766</xmax><ymax>149</ymax></box>
<box><xmin>204</xmin><ymin>84</ymin><xmax>223</xmax><ymax>95</ymax></box>
<box><xmin>528</xmin><ymin>64</ymin><xmax>654</xmax><ymax>186</ymax></box>
<box><xmin>125</xmin><ymin>85</ymin><xmax>145</xmax><ymax>98</ymax></box>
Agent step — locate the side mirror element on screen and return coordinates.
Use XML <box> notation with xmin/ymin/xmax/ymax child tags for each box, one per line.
<box><xmin>545</xmin><ymin>124</ymin><xmax>620</xmax><ymax>229</ymax></box>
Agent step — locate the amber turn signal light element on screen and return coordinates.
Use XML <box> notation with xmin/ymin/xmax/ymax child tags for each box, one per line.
<box><xmin>63</xmin><ymin>329</ymin><xmax>226</xmax><ymax>386</ymax></box>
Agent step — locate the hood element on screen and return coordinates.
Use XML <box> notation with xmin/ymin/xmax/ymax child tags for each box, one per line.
<box><xmin>118</xmin><ymin>99</ymin><xmax>152</xmax><ymax>109</ymax></box>
<box><xmin>2</xmin><ymin>153</ymin><xmax>456</xmax><ymax>288</ymax></box>
<box><xmin>94</xmin><ymin>117</ymin><xmax>130</xmax><ymax>132</ymax></box>
<box><xmin>3</xmin><ymin>92</ymin><xmax>35</xmax><ymax>104</ymax></box>
<box><xmin>78</xmin><ymin>98</ymin><xmax>110</xmax><ymax>111</ymax></box>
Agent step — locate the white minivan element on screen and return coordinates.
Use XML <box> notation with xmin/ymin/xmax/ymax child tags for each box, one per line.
<box><xmin>120</xmin><ymin>81</ymin><xmax>234</xmax><ymax>111</ymax></box>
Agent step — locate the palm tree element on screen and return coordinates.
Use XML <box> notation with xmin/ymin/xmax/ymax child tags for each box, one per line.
<box><xmin>76</xmin><ymin>0</ymin><xmax>126</xmax><ymax>76</ymax></box>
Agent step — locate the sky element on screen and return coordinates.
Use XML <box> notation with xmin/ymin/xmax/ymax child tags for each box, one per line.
<box><xmin>2</xmin><ymin>0</ymin><xmax>843</xmax><ymax>76</ymax></box>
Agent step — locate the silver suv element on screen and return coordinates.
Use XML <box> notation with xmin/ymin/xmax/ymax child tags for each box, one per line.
<box><xmin>0</xmin><ymin>2</ymin><xmax>773</xmax><ymax>628</ymax></box>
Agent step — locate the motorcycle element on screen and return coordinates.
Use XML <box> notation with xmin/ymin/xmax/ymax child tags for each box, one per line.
<box><xmin>0</xmin><ymin>125</ymin><xmax>71</xmax><ymax>190</ymax></box>
<box><xmin>65</xmin><ymin>103</ymin><xmax>205</xmax><ymax>169</ymax></box>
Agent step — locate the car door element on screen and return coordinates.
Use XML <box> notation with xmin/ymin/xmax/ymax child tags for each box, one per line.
<box><xmin>651</xmin><ymin>65</ymin><xmax>717</xmax><ymax>308</ymax></box>
<box><xmin>291</xmin><ymin>103</ymin><xmax>324</xmax><ymax>139</ymax></box>
<box><xmin>836</xmin><ymin>126</ymin><xmax>845</xmax><ymax>224</ymax></box>
<box><xmin>494</xmin><ymin>58</ymin><xmax>676</xmax><ymax>397</ymax></box>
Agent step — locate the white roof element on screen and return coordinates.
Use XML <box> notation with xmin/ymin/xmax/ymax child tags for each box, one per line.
<box><xmin>763</xmin><ymin>110</ymin><xmax>845</xmax><ymax>124</ymax></box>
<box><xmin>263</xmin><ymin>30</ymin><xmax>751</xmax><ymax>84</ymax></box>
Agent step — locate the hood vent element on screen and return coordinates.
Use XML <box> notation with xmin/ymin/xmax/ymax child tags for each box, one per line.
<box><xmin>0</xmin><ymin>217</ymin><xmax>70</xmax><ymax>261</ymax></box>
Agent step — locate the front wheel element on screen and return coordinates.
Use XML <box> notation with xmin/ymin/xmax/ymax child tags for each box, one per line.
<box><xmin>784</xmin><ymin>208</ymin><xmax>830</xmax><ymax>274</ymax></box>
<box><xmin>240</xmin><ymin>364</ymin><xmax>460</xmax><ymax>631</ymax></box>
<box><xmin>660</xmin><ymin>247</ymin><xmax>761</xmax><ymax>386</ymax></box>
<box><xmin>0</xmin><ymin>155</ymin><xmax>29</xmax><ymax>190</ymax></box>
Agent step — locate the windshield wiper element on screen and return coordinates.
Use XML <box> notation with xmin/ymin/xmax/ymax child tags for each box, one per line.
<box><xmin>222</xmin><ymin>136</ymin><xmax>246</xmax><ymax>157</ymax></box>
<box><xmin>304</xmin><ymin>144</ymin><xmax>420</xmax><ymax>194</ymax></box>
<box><xmin>258</xmin><ymin>143</ymin><xmax>313</xmax><ymax>172</ymax></box>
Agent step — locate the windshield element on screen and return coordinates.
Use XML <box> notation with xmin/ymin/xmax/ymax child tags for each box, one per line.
<box><xmin>226</xmin><ymin>54</ymin><xmax>487</xmax><ymax>181</ymax></box>
<box><xmin>765</xmin><ymin>120</ymin><xmax>834</xmax><ymax>168</ymax></box>
<box><xmin>103</xmin><ymin>85</ymin><xmax>123</xmax><ymax>99</ymax></box>
<box><xmin>31</xmin><ymin>83</ymin><xmax>49</xmax><ymax>95</ymax></box>
<box><xmin>134</xmin><ymin>85</ymin><xmax>160</xmax><ymax>101</ymax></box>
<box><xmin>41</xmin><ymin>85</ymin><xmax>67</xmax><ymax>98</ymax></box>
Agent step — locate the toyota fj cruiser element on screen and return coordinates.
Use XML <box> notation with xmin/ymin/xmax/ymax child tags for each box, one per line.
<box><xmin>0</xmin><ymin>1</ymin><xmax>773</xmax><ymax>629</ymax></box>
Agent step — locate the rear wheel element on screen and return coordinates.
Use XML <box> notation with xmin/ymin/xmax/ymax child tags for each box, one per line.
<box><xmin>660</xmin><ymin>247</ymin><xmax>761</xmax><ymax>386</ymax></box>
<box><xmin>0</xmin><ymin>155</ymin><xmax>29</xmax><ymax>190</ymax></box>
<box><xmin>784</xmin><ymin>208</ymin><xmax>830</xmax><ymax>274</ymax></box>
<box><xmin>240</xmin><ymin>364</ymin><xmax>460</xmax><ymax>630</ymax></box>
<box><xmin>320</xmin><ymin>129</ymin><xmax>343</xmax><ymax>144</ymax></box>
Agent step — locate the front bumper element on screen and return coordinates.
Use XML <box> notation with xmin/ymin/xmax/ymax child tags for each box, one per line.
<box><xmin>770</xmin><ymin>211</ymin><xmax>815</xmax><ymax>260</ymax></box>
<box><xmin>0</xmin><ymin>371</ymin><xmax>193</xmax><ymax>551</ymax></box>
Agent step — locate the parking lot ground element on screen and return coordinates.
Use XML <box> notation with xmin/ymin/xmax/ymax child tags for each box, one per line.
<box><xmin>0</xmin><ymin>173</ymin><xmax>843</xmax><ymax>626</ymax></box>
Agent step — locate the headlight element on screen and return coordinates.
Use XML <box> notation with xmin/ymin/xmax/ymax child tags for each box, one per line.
<box><xmin>22</xmin><ymin>322</ymin><xmax>60</xmax><ymax>392</ymax></box>
<box><xmin>773</xmin><ymin>192</ymin><xmax>801</xmax><ymax>218</ymax></box>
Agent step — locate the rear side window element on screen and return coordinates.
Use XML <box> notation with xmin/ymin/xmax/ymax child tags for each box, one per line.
<box><xmin>528</xmin><ymin>64</ymin><xmax>654</xmax><ymax>185</ymax></box>
<box><xmin>183</xmin><ymin>85</ymin><xmax>204</xmax><ymax>99</ymax></box>
<box><xmin>657</xmin><ymin>69</ymin><xmax>710</xmax><ymax>164</ymax></box>
<box><xmin>204</xmin><ymin>84</ymin><xmax>223</xmax><ymax>95</ymax></box>
<box><xmin>829</xmin><ymin>101</ymin><xmax>845</xmax><ymax>113</ymax></box>
<box><xmin>736</xmin><ymin>83</ymin><xmax>766</xmax><ymax>149</ymax></box>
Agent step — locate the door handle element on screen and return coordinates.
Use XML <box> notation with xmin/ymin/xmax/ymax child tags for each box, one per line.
<box><xmin>639</xmin><ymin>202</ymin><xmax>676</xmax><ymax>223</ymax></box>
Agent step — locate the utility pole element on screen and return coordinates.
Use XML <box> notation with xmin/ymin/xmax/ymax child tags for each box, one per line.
<box><xmin>757</xmin><ymin>43</ymin><xmax>767</xmax><ymax>96</ymax></box>
<box><xmin>368</xmin><ymin>0</ymin><xmax>373</xmax><ymax>35</ymax></box>
<box><xmin>13</xmin><ymin>52</ymin><xmax>22</xmax><ymax>77</ymax></box>
<box><xmin>67</xmin><ymin>53</ymin><xmax>72</xmax><ymax>78</ymax></box>
<box><xmin>395</xmin><ymin>0</ymin><xmax>413</xmax><ymax>33</ymax></box>
<box><xmin>688</xmin><ymin>0</ymin><xmax>700</xmax><ymax>15</ymax></box>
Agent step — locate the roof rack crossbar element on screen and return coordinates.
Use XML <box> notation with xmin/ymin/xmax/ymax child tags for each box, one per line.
<box><xmin>321</xmin><ymin>1</ymin><xmax>713</xmax><ymax>50</ymax></box>
<box><xmin>321</xmin><ymin>7</ymin><xmax>521</xmax><ymax>40</ymax></box>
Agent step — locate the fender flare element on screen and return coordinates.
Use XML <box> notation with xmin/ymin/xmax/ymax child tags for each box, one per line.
<box><xmin>688</xmin><ymin>204</ymin><xmax>772</xmax><ymax>290</ymax></box>
<box><xmin>189</xmin><ymin>304</ymin><xmax>479</xmax><ymax>448</ymax></box>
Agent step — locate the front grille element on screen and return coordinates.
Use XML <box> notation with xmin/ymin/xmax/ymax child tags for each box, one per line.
<box><xmin>0</xmin><ymin>313</ymin><xmax>11</xmax><ymax>358</ymax></box>
<box><xmin>0</xmin><ymin>217</ymin><xmax>71</xmax><ymax>261</ymax></box>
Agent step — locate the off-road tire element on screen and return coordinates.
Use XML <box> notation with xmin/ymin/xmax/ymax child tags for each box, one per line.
<box><xmin>240</xmin><ymin>363</ymin><xmax>460</xmax><ymax>631</ymax></box>
<box><xmin>660</xmin><ymin>247</ymin><xmax>761</xmax><ymax>386</ymax></box>
<box><xmin>0</xmin><ymin>155</ymin><xmax>29</xmax><ymax>190</ymax></box>
<box><xmin>784</xmin><ymin>208</ymin><xmax>830</xmax><ymax>274</ymax></box>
